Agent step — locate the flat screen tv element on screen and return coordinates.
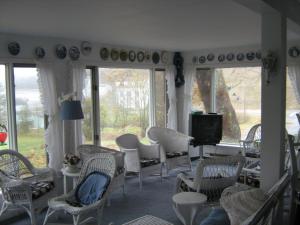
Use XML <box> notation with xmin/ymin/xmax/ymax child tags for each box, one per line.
<box><xmin>189</xmin><ymin>113</ymin><xmax>223</xmax><ymax>146</ymax></box>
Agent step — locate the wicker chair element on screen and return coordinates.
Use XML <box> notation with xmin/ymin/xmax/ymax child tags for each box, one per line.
<box><xmin>146</xmin><ymin>127</ymin><xmax>193</xmax><ymax>175</ymax></box>
<box><xmin>43</xmin><ymin>153</ymin><xmax>116</xmax><ymax>225</ymax></box>
<box><xmin>0</xmin><ymin>150</ymin><xmax>58</xmax><ymax>225</ymax></box>
<box><xmin>239</xmin><ymin>124</ymin><xmax>261</xmax><ymax>158</ymax></box>
<box><xmin>77</xmin><ymin>144</ymin><xmax>125</xmax><ymax>194</ymax></box>
<box><xmin>115</xmin><ymin>133</ymin><xmax>161</xmax><ymax>189</ymax></box>
<box><xmin>176</xmin><ymin>155</ymin><xmax>245</xmax><ymax>205</ymax></box>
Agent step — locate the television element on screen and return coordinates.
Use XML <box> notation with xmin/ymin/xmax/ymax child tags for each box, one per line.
<box><xmin>189</xmin><ymin>113</ymin><xmax>223</xmax><ymax>146</ymax></box>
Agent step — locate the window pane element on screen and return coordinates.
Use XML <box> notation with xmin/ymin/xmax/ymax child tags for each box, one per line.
<box><xmin>82</xmin><ymin>69</ymin><xmax>93</xmax><ymax>144</ymax></box>
<box><xmin>0</xmin><ymin>65</ymin><xmax>8</xmax><ymax>150</ymax></box>
<box><xmin>99</xmin><ymin>68</ymin><xmax>150</xmax><ymax>148</ymax></box>
<box><xmin>154</xmin><ymin>70</ymin><xmax>166</xmax><ymax>127</ymax></box>
<box><xmin>14</xmin><ymin>67</ymin><xmax>46</xmax><ymax>167</ymax></box>
<box><xmin>215</xmin><ymin>67</ymin><xmax>261</xmax><ymax>144</ymax></box>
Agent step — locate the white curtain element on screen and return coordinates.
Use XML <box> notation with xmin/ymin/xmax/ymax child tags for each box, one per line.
<box><xmin>70</xmin><ymin>62</ymin><xmax>86</xmax><ymax>150</ymax></box>
<box><xmin>288</xmin><ymin>65</ymin><xmax>300</xmax><ymax>104</ymax></box>
<box><xmin>182</xmin><ymin>65</ymin><xmax>195</xmax><ymax>134</ymax></box>
<box><xmin>37</xmin><ymin>62</ymin><xmax>63</xmax><ymax>171</ymax></box>
<box><xmin>166</xmin><ymin>65</ymin><xmax>177</xmax><ymax>130</ymax></box>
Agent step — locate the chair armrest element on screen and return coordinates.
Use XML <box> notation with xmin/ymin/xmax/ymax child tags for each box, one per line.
<box><xmin>176</xmin><ymin>173</ymin><xmax>194</xmax><ymax>189</ymax></box>
<box><xmin>138</xmin><ymin>142</ymin><xmax>160</xmax><ymax>159</ymax></box>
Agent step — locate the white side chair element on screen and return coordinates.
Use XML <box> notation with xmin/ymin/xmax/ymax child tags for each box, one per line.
<box><xmin>147</xmin><ymin>127</ymin><xmax>193</xmax><ymax>175</ymax></box>
<box><xmin>43</xmin><ymin>153</ymin><xmax>116</xmax><ymax>225</ymax></box>
<box><xmin>115</xmin><ymin>133</ymin><xmax>161</xmax><ymax>189</ymax></box>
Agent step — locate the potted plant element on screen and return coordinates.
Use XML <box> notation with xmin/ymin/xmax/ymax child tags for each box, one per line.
<box><xmin>0</xmin><ymin>124</ymin><xmax>7</xmax><ymax>145</ymax></box>
<box><xmin>64</xmin><ymin>153</ymin><xmax>81</xmax><ymax>173</ymax></box>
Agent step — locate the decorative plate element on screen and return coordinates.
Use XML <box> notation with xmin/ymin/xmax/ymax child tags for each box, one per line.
<box><xmin>129</xmin><ymin>51</ymin><xmax>136</xmax><ymax>62</ymax></box>
<box><xmin>111</xmin><ymin>49</ymin><xmax>119</xmax><ymax>61</ymax></box>
<box><xmin>288</xmin><ymin>47</ymin><xmax>300</xmax><ymax>58</ymax></box>
<box><xmin>8</xmin><ymin>42</ymin><xmax>20</xmax><ymax>56</ymax></box>
<box><xmin>246</xmin><ymin>52</ymin><xmax>255</xmax><ymax>61</ymax></box>
<box><xmin>35</xmin><ymin>47</ymin><xmax>46</xmax><ymax>59</ymax></box>
<box><xmin>226</xmin><ymin>53</ymin><xmax>235</xmax><ymax>61</ymax></box>
<box><xmin>218</xmin><ymin>54</ymin><xmax>225</xmax><ymax>62</ymax></box>
<box><xmin>137</xmin><ymin>51</ymin><xmax>145</xmax><ymax>62</ymax></box>
<box><xmin>81</xmin><ymin>41</ymin><xmax>92</xmax><ymax>56</ymax></box>
<box><xmin>120</xmin><ymin>50</ymin><xmax>128</xmax><ymax>61</ymax></box>
<box><xmin>161</xmin><ymin>51</ymin><xmax>169</xmax><ymax>64</ymax></box>
<box><xmin>100</xmin><ymin>47</ymin><xmax>109</xmax><ymax>60</ymax></box>
<box><xmin>69</xmin><ymin>46</ymin><xmax>80</xmax><ymax>60</ymax></box>
<box><xmin>256</xmin><ymin>51</ymin><xmax>261</xmax><ymax>60</ymax></box>
<box><xmin>145</xmin><ymin>51</ymin><xmax>151</xmax><ymax>63</ymax></box>
<box><xmin>207</xmin><ymin>53</ymin><xmax>215</xmax><ymax>61</ymax></box>
<box><xmin>199</xmin><ymin>56</ymin><xmax>206</xmax><ymax>63</ymax></box>
<box><xmin>192</xmin><ymin>56</ymin><xmax>198</xmax><ymax>64</ymax></box>
<box><xmin>237</xmin><ymin>53</ymin><xmax>245</xmax><ymax>61</ymax></box>
<box><xmin>55</xmin><ymin>44</ymin><xmax>67</xmax><ymax>59</ymax></box>
<box><xmin>152</xmin><ymin>52</ymin><xmax>160</xmax><ymax>64</ymax></box>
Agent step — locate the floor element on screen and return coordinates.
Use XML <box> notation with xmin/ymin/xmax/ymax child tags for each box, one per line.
<box><xmin>3</xmin><ymin>164</ymin><xmax>211</xmax><ymax>225</ymax></box>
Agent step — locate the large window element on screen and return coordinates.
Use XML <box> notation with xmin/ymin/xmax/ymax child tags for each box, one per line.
<box><xmin>154</xmin><ymin>69</ymin><xmax>167</xmax><ymax>128</ymax></box>
<box><xmin>0</xmin><ymin>65</ymin><xmax>8</xmax><ymax>150</ymax></box>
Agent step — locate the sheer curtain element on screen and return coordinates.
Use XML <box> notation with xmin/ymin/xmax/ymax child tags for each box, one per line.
<box><xmin>166</xmin><ymin>65</ymin><xmax>177</xmax><ymax>130</ymax></box>
<box><xmin>37</xmin><ymin>62</ymin><xmax>63</xmax><ymax>171</ymax></box>
<box><xmin>182</xmin><ymin>65</ymin><xmax>195</xmax><ymax>134</ymax></box>
<box><xmin>288</xmin><ymin>65</ymin><xmax>300</xmax><ymax>104</ymax></box>
<box><xmin>71</xmin><ymin>62</ymin><xmax>86</xmax><ymax>150</ymax></box>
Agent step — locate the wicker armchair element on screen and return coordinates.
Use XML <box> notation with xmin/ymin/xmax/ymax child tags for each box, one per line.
<box><xmin>43</xmin><ymin>153</ymin><xmax>116</xmax><ymax>225</ymax></box>
<box><xmin>77</xmin><ymin>144</ymin><xmax>125</xmax><ymax>194</ymax></box>
<box><xmin>115</xmin><ymin>133</ymin><xmax>161</xmax><ymax>189</ymax></box>
<box><xmin>0</xmin><ymin>150</ymin><xmax>58</xmax><ymax>225</ymax></box>
<box><xmin>176</xmin><ymin>155</ymin><xmax>245</xmax><ymax>205</ymax></box>
<box><xmin>146</xmin><ymin>127</ymin><xmax>193</xmax><ymax>174</ymax></box>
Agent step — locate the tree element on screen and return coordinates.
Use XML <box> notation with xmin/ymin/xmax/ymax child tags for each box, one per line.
<box><xmin>18</xmin><ymin>103</ymin><xmax>33</xmax><ymax>134</ymax></box>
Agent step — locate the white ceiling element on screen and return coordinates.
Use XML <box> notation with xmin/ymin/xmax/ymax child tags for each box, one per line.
<box><xmin>0</xmin><ymin>0</ymin><xmax>299</xmax><ymax>51</ymax></box>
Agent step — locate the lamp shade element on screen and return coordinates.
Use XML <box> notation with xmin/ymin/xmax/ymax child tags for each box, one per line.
<box><xmin>60</xmin><ymin>100</ymin><xmax>84</xmax><ymax>120</ymax></box>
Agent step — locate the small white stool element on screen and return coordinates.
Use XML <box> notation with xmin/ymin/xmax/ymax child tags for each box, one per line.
<box><xmin>172</xmin><ymin>192</ymin><xmax>207</xmax><ymax>225</ymax></box>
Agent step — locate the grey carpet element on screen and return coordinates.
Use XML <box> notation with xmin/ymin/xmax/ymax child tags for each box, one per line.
<box><xmin>3</xmin><ymin>165</ymin><xmax>210</xmax><ymax>225</ymax></box>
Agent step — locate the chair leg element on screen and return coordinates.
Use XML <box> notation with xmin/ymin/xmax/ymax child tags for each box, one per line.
<box><xmin>43</xmin><ymin>208</ymin><xmax>51</xmax><ymax>225</ymax></box>
<box><xmin>73</xmin><ymin>215</ymin><xmax>80</xmax><ymax>225</ymax></box>
<box><xmin>160</xmin><ymin>164</ymin><xmax>163</xmax><ymax>183</ymax></box>
<box><xmin>122</xmin><ymin>183</ymin><xmax>126</xmax><ymax>195</ymax></box>
<box><xmin>29</xmin><ymin>205</ymin><xmax>37</xmax><ymax>225</ymax></box>
<box><xmin>139</xmin><ymin>172</ymin><xmax>143</xmax><ymax>190</ymax></box>
<box><xmin>0</xmin><ymin>202</ymin><xmax>8</xmax><ymax>216</ymax></box>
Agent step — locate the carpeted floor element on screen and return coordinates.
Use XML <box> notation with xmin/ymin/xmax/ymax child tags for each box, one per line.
<box><xmin>4</xmin><ymin>165</ymin><xmax>211</xmax><ymax>225</ymax></box>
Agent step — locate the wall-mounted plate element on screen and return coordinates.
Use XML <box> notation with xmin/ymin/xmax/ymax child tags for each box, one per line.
<box><xmin>111</xmin><ymin>49</ymin><xmax>119</xmax><ymax>61</ymax></box>
<box><xmin>218</xmin><ymin>54</ymin><xmax>225</xmax><ymax>62</ymax></box>
<box><xmin>199</xmin><ymin>56</ymin><xmax>206</xmax><ymax>64</ymax></box>
<box><xmin>288</xmin><ymin>47</ymin><xmax>300</xmax><ymax>58</ymax></box>
<box><xmin>137</xmin><ymin>51</ymin><xmax>145</xmax><ymax>62</ymax></box>
<box><xmin>8</xmin><ymin>42</ymin><xmax>20</xmax><ymax>56</ymax></box>
<box><xmin>129</xmin><ymin>51</ymin><xmax>136</xmax><ymax>62</ymax></box>
<box><xmin>161</xmin><ymin>51</ymin><xmax>169</xmax><ymax>64</ymax></box>
<box><xmin>35</xmin><ymin>47</ymin><xmax>46</xmax><ymax>59</ymax></box>
<box><xmin>100</xmin><ymin>47</ymin><xmax>109</xmax><ymax>60</ymax></box>
<box><xmin>226</xmin><ymin>53</ymin><xmax>235</xmax><ymax>61</ymax></box>
<box><xmin>207</xmin><ymin>53</ymin><xmax>215</xmax><ymax>61</ymax></box>
<box><xmin>236</xmin><ymin>53</ymin><xmax>244</xmax><ymax>61</ymax></box>
<box><xmin>81</xmin><ymin>41</ymin><xmax>92</xmax><ymax>56</ymax></box>
<box><xmin>246</xmin><ymin>52</ymin><xmax>255</xmax><ymax>61</ymax></box>
<box><xmin>69</xmin><ymin>46</ymin><xmax>80</xmax><ymax>60</ymax></box>
<box><xmin>55</xmin><ymin>44</ymin><xmax>67</xmax><ymax>59</ymax></box>
<box><xmin>152</xmin><ymin>52</ymin><xmax>160</xmax><ymax>64</ymax></box>
<box><xmin>120</xmin><ymin>50</ymin><xmax>128</xmax><ymax>61</ymax></box>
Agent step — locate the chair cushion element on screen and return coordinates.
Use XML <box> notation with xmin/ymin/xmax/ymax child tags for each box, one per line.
<box><xmin>75</xmin><ymin>171</ymin><xmax>110</xmax><ymax>205</ymax></box>
<box><xmin>200</xmin><ymin>207</ymin><xmax>230</xmax><ymax>225</ymax></box>
<box><xmin>166</xmin><ymin>151</ymin><xmax>187</xmax><ymax>158</ymax></box>
<box><xmin>31</xmin><ymin>181</ymin><xmax>55</xmax><ymax>199</ymax></box>
<box><xmin>140</xmin><ymin>158</ymin><xmax>160</xmax><ymax>168</ymax></box>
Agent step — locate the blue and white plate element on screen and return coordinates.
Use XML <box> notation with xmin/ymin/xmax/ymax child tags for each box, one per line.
<box><xmin>111</xmin><ymin>49</ymin><xmax>119</xmax><ymax>61</ymax></box>
<box><xmin>199</xmin><ymin>56</ymin><xmax>206</xmax><ymax>64</ymax></box>
<box><xmin>69</xmin><ymin>46</ymin><xmax>80</xmax><ymax>60</ymax></box>
<box><xmin>207</xmin><ymin>53</ymin><xmax>215</xmax><ymax>61</ymax></box>
<box><xmin>226</xmin><ymin>53</ymin><xmax>235</xmax><ymax>61</ymax></box>
<box><xmin>8</xmin><ymin>42</ymin><xmax>20</xmax><ymax>56</ymax></box>
<box><xmin>137</xmin><ymin>51</ymin><xmax>145</xmax><ymax>62</ymax></box>
<box><xmin>152</xmin><ymin>52</ymin><xmax>160</xmax><ymax>64</ymax></box>
<box><xmin>237</xmin><ymin>53</ymin><xmax>244</xmax><ymax>61</ymax></box>
<box><xmin>120</xmin><ymin>50</ymin><xmax>128</xmax><ymax>61</ymax></box>
<box><xmin>129</xmin><ymin>50</ymin><xmax>136</xmax><ymax>62</ymax></box>
<box><xmin>81</xmin><ymin>41</ymin><xmax>92</xmax><ymax>56</ymax></box>
<box><xmin>218</xmin><ymin>54</ymin><xmax>225</xmax><ymax>62</ymax></box>
<box><xmin>55</xmin><ymin>44</ymin><xmax>67</xmax><ymax>59</ymax></box>
<box><xmin>246</xmin><ymin>52</ymin><xmax>255</xmax><ymax>61</ymax></box>
<box><xmin>100</xmin><ymin>47</ymin><xmax>109</xmax><ymax>60</ymax></box>
<box><xmin>35</xmin><ymin>47</ymin><xmax>46</xmax><ymax>59</ymax></box>
<box><xmin>288</xmin><ymin>47</ymin><xmax>300</xmax><ymax>58</ymax></box>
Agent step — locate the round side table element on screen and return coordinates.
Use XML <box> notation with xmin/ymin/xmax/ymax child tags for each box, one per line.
<box><xmin>61</xmin><ymin>167</ymin><xmax>80</xmax><ymax>194</ymax></box>
<box><xmin>172</xmin><ymin>192</ymin><xmax>207</xmax><ymax>225</ymax></box>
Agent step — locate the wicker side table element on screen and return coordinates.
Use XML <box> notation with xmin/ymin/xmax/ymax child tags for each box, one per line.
<box><xmin>122</xmin><ymin>215</ymin><xmax>173</xmax><ymax>225</ymax></box>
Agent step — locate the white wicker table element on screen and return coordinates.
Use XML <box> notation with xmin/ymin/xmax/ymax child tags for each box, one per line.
<box><xmin>122</xmin><ymin>215</ymin><xmax>173</xmax><ymax>225</ymax></box>
<box><xmin>61</xmin><ymin>167</ymin><xmax>80</xmax><ymax>194</ymax></box>
<box><xmin>172</xmin><ymin>192</ymin><xmax>207</xmax><ymax>225</ymax></box>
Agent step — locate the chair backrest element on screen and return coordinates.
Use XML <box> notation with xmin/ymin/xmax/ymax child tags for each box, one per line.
<box><xmin>76</xmin><ymin>153</ymin><xmax>116</xmax><ymax>187</ymax></box>
<box><xmin>0</xmin><ymin>150</ymin><xmax>34</xmax><ymax>179</ymax></box>
<box><xmin>244</xmin><ymin>124</ymin><xmax>261</xmax><ymax>143</ymax></box>
<box><xmin>147</xmin><ymin>127</ymin><xmax>189</xmax><ymax>153</ymax></box>
<box><xmin>115</xmin><ymin>134</ymin><xmax>139</xmax><ymax>150</ymax></box>
<box><xmin>194</xmin><ymin>155</ymin><xmax>245</xmax><ymax>202</ymax></box>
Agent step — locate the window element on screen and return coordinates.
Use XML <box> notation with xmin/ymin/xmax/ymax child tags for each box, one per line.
<box><xmin>0</xmin><ymin>65</ymin><xmax>8</xmax><ymax>150</ymax></box>
<box><xmin>154</xmin><ymin>69</ymin><xmax>167</xmax><ymax>128</ymax></box>
<box><xmin>14</xmin><ymin>66</ymin><xmax>46</xmax><ymax>167</ymax></box>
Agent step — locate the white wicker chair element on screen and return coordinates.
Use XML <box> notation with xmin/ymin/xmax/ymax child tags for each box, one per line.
<box><xmin>43</xmin><ymin>153</ymin><xmax>116</xmax><ymax>225</ymax></box>
<box><xmin>0</xmin><ymin>149</ymin><xmax>58</xmax><ymax>225</ymax></box>
<box><xmin>115</xmin><ymin>133</ymin><xmax>161</xmax><ymax>189</ymax></box>
<box><xmin>176</xmin><ymin>155</ymin><xmax>245</xmax><ymax>205</ymax></box>
<box><xmin>77</xmin><ymin>144</ymin><xmax>125</xmax><ymax>194</ymax></box>
<box><xmin>146</xmin><ymin>127</ymin><xmax>193</xmax><ymax>175</ymax></box>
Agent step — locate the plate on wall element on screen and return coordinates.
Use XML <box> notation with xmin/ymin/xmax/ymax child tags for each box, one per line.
<box><xmin>35</xmin><ymin>47</ymin><xmax>46</xmax><ymax>59</ymax></box>
<box><xmin>55</xmin><ymin>44</ymin><xmax>67</xmax><ymax>59</ymax></box>
<box><xmin>207</xmin><ymin>53</ymin><xmax>215</xmax><ymax>61</ymax></box>
<box><xmin>161</xmin><ymin>51</ymin><xmax>169</xmax><ymax>64</ymax></box>
<box><xmin>100</xmin><ymin>47</ymin><xmax>109</xmax><ymax>60</ymax></box>
<box><xmin>69</xmin><ymin>46</ymin><xmax>80</xmax><ymax>60</ymax></box>
<box><xmin>81</xmin><ymin>41</ymin><xmax>92</xmax><ymax>56</ymax></box>
<box><xmin>120</xmin><ymin>50</ymin><xmax>128</xmax><ymax>61</ymax></box>
<box><xmin>137</xmin><ymin>51</ymin><xmax>145</xmax><ymax>62</ymax></box>
<box><xmin>152</xmin><ymin>52</ymin><xmax>160</xmax><ymax>64</ymax></box>
<box><xmin>218</xmin><ymin>54</ymin><xmax>225</xmax><ymax>62</ymax></box>
<box><xmin>111</xmin><ymin>49</ymin><xmax>119</xmax><ymax>61</ymax></box>
<box><xmin>226</xmin><ymin>53</ymin><xmax>235</xmax><ymax>61</ymax></box>
<box><xmin>236</xmin><ymin>53</ymin><xmax>244</xmax><ymax>61</ymax></box>
<box><xmin>199</xmin><ymin>56</ymin><xmax>206</xmax><ymax>64</ymax></box>
<box><xmin>145</xmin><ymin>51</ymin><xmax>151</xmax><ymax>63</ymax></box>
<box><xmin>288</xmin><ymin>47</ymin><xmax>300</xmax><ymax>58</ymax></box>
<box><xmin>8</xmin><ymin>42</ymin><xmax>20</xmax><ymax>56</ymax></box>
<box><xmin>246</xmin><ymin>52</ymin><xmax>255</xmax><ymax>61</ymax></box>
<box><xmin>129</xmin><ymin>50</ymin><xmax>136</xmax><ymax>62</ymax></box>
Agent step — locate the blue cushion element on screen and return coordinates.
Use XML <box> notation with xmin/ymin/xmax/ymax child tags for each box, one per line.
<box><xmin>200</xmin><ymin>208</ymin><xmax>230</xmax><ymax>225</ymax></box>
<box><xmin>75</xmin><ymin>171</ymin><xmax>110</xmax><ymax>205</ymax></box>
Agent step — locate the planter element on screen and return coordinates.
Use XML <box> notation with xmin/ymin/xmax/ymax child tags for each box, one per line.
<box><xmin>0</xmin><ymin>132</ymin><xmax>7</xmax><ymax>143</ymax></box>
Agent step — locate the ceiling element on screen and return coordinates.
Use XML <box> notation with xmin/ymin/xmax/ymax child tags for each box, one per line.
<box><xmin>0</xmin><ymin>0</ymin><xmax>299</xmax><ymax>51</ymax></box>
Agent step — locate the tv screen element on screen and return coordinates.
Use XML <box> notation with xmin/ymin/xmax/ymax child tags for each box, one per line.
<box><xmin>189</xmin><ymin>113</ymin><xmax>223</xmax><ymax>146</ymax></box>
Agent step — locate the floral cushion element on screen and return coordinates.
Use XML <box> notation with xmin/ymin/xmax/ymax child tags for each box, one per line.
<box><xmin>166</xmin><ymin>151</ymin><xmax>188</xmax><ymax>158</ymax></box>
<box><xmin>140</xmin><ymin>158</ymin><xmax>160</xmax><ymax>168</ymax></box>
<box><xmin>31</xmin><ymin>181</ymin><xmax>55</xmax><ymax>199</ymax></box>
